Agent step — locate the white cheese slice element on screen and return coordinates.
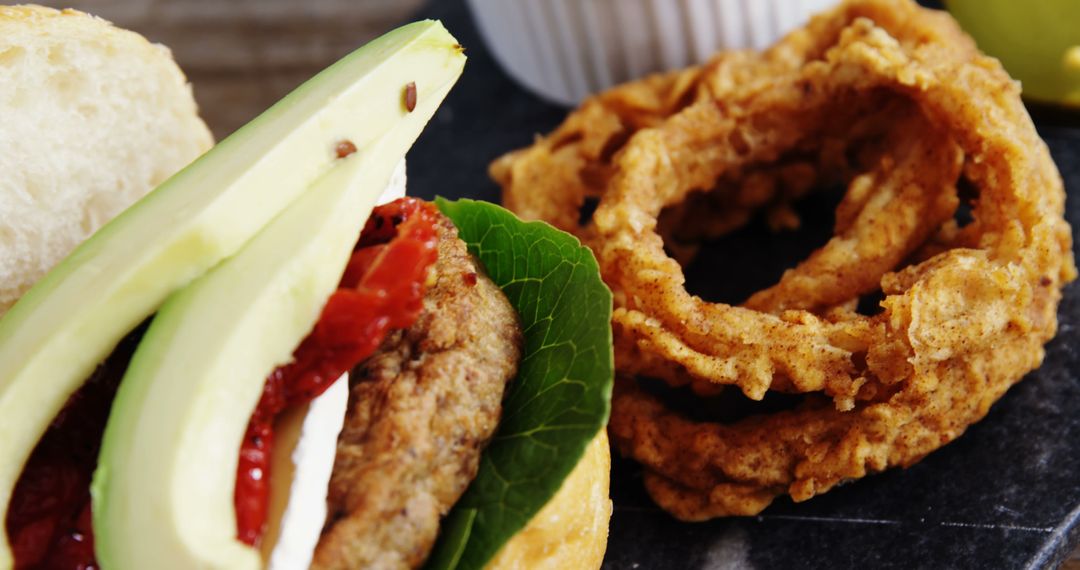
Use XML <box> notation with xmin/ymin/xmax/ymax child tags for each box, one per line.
<box><xmin>262</xmin><ymin>375</ymin><xmax>348</xmax><ymax>570</ymax></box>
<box><xmin>377</xmin><ymin>159</ymin><xmax>408</xmax><ymax>204</ymax></box>
<box><xmin>262</xmin><ymin>159</ymin><xmax>407</xmax><ymax>570</ymax></box>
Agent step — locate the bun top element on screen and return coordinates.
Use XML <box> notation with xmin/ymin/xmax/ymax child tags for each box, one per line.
<box><xmin>0</xmin><ymin>5</ymin><xmax>213</xmax><ymax>316</ymax></box>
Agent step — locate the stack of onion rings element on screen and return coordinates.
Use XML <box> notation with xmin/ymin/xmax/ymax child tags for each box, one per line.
<box><xmin>495</xmin><ymin>0</ymin><xmax>1076</xmax><ymax>520</ymax></box>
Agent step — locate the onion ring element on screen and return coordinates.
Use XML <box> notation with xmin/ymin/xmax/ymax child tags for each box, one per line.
<box><xmin>496</xmin><ymin>0</ymin><xmax>1075</xmax><ymax>518</ymax></box>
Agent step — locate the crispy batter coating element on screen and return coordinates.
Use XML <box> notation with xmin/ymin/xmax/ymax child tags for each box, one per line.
<box><xmin>312</xmin><ymin>215</ymin><xmax>521</xmax><ymax>569</ymax></box>
<box><xmin>495</xmin><ymin>0</ymin><xmax>1075</xmax><ymax>519</ymax></box>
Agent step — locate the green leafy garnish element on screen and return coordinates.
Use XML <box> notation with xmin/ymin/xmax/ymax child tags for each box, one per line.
<box><xmin>424</xmin><ymin>198</ymin><xmax>613</xmax><ymax>570</ymax></box>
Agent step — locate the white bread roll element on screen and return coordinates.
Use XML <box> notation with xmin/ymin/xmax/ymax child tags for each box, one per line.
<box><xmin>0</xmin><ymin>5</ymin><xmax>213</xmax><ymax>316</ymax></box>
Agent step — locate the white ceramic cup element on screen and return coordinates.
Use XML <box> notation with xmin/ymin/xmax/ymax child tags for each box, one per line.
<box><xmin>466</xmin><ymin>0</ymin><xmax>841</xmax><ymax>106</ymax></box>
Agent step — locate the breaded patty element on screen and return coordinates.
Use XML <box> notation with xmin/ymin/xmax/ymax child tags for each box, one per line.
<box><xmin>312</xmin><ymin>213</ymin><xmax>521</xmax><ymax>570</ymax></box>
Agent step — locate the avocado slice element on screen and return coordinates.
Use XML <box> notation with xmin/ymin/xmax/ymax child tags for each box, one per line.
<box><xmin>0</xmin><ymin>20</ymin><xmax>464</xmax><ymax>567</ymax></box>
<box><xmin>91</xmin><ymin>74</ymin><xmax>455</xmax><ymax>568</ymax></box>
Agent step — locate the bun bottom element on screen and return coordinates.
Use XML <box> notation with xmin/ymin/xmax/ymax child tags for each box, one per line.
<box><xmin>486</xmin><ymin>431</ymin><xmax>612</xmax><ymax>570</ymax></box>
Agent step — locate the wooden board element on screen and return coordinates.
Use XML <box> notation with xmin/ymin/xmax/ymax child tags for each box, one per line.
<box><xmin>39</xmin><ymin>0</ymin><xmax>423</xmax><ymax>138</ymax></box>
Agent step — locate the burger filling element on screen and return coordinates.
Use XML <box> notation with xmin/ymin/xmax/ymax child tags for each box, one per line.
<box><xmin>6</xmin><ymin>198</ymin><xmax>440</xmax><ymax>568</ymax></box>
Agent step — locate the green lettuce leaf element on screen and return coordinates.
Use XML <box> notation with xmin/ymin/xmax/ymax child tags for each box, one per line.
<box><xmin>424</xmin><ymin>198</ymin><xmax>613</xmax><ymax>570</ymax></box>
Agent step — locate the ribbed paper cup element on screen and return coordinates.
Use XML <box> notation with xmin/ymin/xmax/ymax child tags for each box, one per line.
<box><xmin>466</xmin><ymin>0</ymin><xmax>840</xmax><ymax>106</ymax></box>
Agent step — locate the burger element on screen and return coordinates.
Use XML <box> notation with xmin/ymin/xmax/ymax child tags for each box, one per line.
<box><xmin>0</xmin><ymin>8</ymin><xmax>613</xmax><ymax>570</ymax></box>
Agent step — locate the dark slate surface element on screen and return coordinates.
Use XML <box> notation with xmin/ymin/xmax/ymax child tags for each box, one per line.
<box><xmin>405</xmin><ymin>1</ymin><xmax>1080</xmax><ymax>568</ymax></box>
